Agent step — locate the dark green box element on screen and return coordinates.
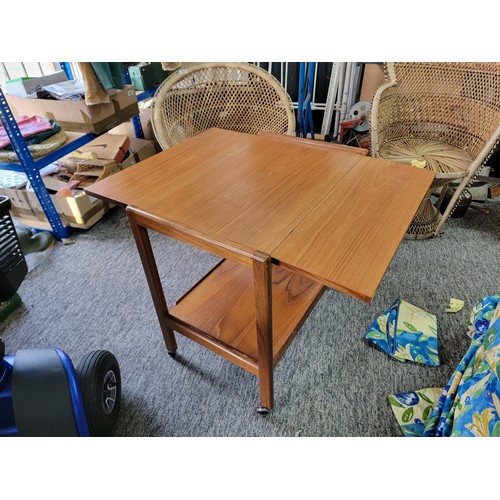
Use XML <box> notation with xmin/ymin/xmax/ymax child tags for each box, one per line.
<box><xmin>128</xmin><ymin>63</ymin><xmax>168</xmax><ymax>91</ymax></box>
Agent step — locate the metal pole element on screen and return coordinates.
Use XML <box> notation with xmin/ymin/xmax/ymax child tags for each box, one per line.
<box><xmin>307</xmin><ymin>62</ymin><xmax>315</xmax><ymax>139</ymax></box>
<box><xmin>339</xmin><ymin>62</ymin><xmax>352</xmax><ymax>123</ymax></box>
<box><xmin>321</xmin><ymin>63</ymin><xmax>341</xmax><ymax>136</ymax></box>
<box><xmin>297</xmin><ymin>63</ymin><xmax>305</xmax><ymax>137</ymax></box>
<box><xmin>1</xmin><ymin>62</ymin><xmax>10</xmax><ymax>81</ymax></box>
<box><xmin>59</xmin><ymin>62</ymin><xmax>74</xmax><ymax>80</ymax></box>
<box><xmin>333</xmin><ymin>63</ymin><xmax>347</xmax><ymax>139</ymax></box>
<box><xmin>0</xmin><ymin>88</ymin><xmax>71</xmax><ymax>240</ymax></box>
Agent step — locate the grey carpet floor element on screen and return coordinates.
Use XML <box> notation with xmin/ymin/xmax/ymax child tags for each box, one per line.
<box><xmin>1</xmin><ymin>198</ymin><xmax>499</xmax><ymax>437</ymax></box>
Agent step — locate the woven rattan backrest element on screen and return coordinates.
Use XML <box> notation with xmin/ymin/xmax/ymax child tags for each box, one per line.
<box><xmin>371</xmin><ymin>62</ymin><xmax>500</xmax><ymax>160</ymax></box>
<box><xmin>152</xmin><ymin>62</ymin><xmax>295</xmax><ymax>149</ymax></box>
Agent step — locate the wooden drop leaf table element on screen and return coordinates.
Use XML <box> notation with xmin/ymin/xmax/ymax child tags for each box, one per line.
<box><xmin>85</xmin><ymin>128</ymin><xmax>435</xmax><ymax>414</ymax></box>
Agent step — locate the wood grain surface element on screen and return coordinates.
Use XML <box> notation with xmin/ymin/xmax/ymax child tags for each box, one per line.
<box><xmin>273</xmin><ymin>155</ymin><xmax>436</xmax><ymax>301</ymax></box>
<box><xmin>87</xmin><ymin>128</ymin><xmax>434</xmax><ymax>302</ymax></box>
<box><xmin>170</xmin><ymin>260</ymin><xmax>324</xmax><ymax>364</ymax></box>
<box><xmin>86</xmin><ymin>128</ymin><xmax>361</xmax><ymax>253</ymax></box>
<box><xmin>257</xmin><ymin>130</ymin><xmax>369</xmax><ymax>155</ymax></box>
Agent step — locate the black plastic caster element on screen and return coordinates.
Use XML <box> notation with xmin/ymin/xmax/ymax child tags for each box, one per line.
<box><xmin>168</xmin><ymin>352</ymin><xmax>176</xmax><ymax>358</ymax></box>
<box><xmin>257</xmin><ymin>406</ymin><xmax>270</xmax><ymax>415</ymax></box>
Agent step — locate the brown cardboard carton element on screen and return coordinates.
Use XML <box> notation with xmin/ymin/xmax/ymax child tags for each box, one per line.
<box><xmin>6</xmin><ymin>86</ymin><xmax>139</xmax><ymax>134</ymax></box>
<box><xmin>120</xmin><ymin>137</ymin><xmax>157</xmax><ymax>169</ymax></box>
<box><xmin>0</xmin><ymin>186</ymin><xmax>35</xmax><ymax>219</ymax></box>
<box><xmin>108</xmin><ymin>107</ymin><xmax>155</xmax><ymax>141</ymax></box>
<box><xmin>77</xmin><ymin>133</ymin><xmax>130</xmax><ymax>163</ymax></box>
<box><xmin>23</xmin><ymin>188</ymin><xmax>107</xmax><ymax>228</ymax></box>
<box><xmin>70</xmin><ymin>159</ymin><xmax>120</xmax><ymax>188</ymax></box>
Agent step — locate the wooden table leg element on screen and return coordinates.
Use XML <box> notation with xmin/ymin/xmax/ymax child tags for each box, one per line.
<box><xmin>127</xmin><ymin>208</ymin><xmax>178</xmax><ymax>355</ymax></box>
<box><xmin>253</xmin><ymin>256</ymin><xmax>274</xmax><ymax>414</ymax></box>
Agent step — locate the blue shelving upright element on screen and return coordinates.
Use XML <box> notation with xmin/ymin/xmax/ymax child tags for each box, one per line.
<box><xmin>0</xmin><ymin>62</ymin><xmax>154</xmax><ymax>242</ymax></box>
<box><xmin>0</xmin><ymin>87</ymin><xmax>72</xmax><ymax>240</ymax></box>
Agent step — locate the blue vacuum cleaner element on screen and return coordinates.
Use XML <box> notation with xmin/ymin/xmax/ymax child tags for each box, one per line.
<box><xmin>0</xmin><ymin>195</ymin><xmax>121</xmax><ymax>436</ymax></box>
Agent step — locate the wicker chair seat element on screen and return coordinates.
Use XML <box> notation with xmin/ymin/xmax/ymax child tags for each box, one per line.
<box><xmin>378</xmin><ymin>137</ymin><xmax>472</xmax><ymax>175</ymax></box>
<box><xmin>379</xmin><ymin>137</ymin><xmax>469</xmax><ymax>239</ymax></box>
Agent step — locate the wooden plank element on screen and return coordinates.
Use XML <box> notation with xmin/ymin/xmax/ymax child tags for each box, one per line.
<box><xmin>273</xmin><ymin>155</ymin><xmax>436</xmax><ymax>302</ymax></box>
<box><xmin>170</xmin><ymin>260</ymin><xmax>325</xmax><ymax>364</ymax></box>
<box><xmin>86</xmin><ymin>128</ymin><xmax>362</xmax><ymax>254</ymax></box>
<box><xmin>164</xmin><ymin>314</ymin><xmax>259</xmax><ymax>375</ymax></box>
<box><xmin>257</xmin><ymin>131</ymin><xmax>369</xmax><ymax>155</ymax></box>
<box><xmin>359</xmin><ymin>63</ymin><xmax>386</xmax><ymax>103</ymax></box>
<box><xmin>126</xmin><ymin>206</ymin><xmax>261</xmax><ymax>268</ymax></box>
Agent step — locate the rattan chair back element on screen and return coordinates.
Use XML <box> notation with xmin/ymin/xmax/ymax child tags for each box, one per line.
<box><xmin>370</xmin><ymin>62</ymin><xmax>500</xmax><ymax>237</ymax></box>
<box><xmin>152</xmin><ymin>62</ymin><xmax>295</xmax><ymax>149</ymax></box>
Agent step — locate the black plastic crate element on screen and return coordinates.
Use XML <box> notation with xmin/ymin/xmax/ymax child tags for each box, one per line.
<box><xmin>0</xmin><ymin>196</ymin><xmax>28</xmax><ymax>301</ymax></box>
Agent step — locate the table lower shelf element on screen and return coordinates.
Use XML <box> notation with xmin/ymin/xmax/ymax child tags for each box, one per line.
<box><xmin>169</xmin><ymin>259</ymin><xmax>325</xmax><ymax>373</ymax></box>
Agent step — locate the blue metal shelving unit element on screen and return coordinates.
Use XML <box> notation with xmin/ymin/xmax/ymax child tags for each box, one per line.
<box><xmin>0</xmin><ymin>62</ymin><xmax>155</xmax><ymax>241</ymax></box>
<box><xmin>59</xmin><ymin>62</ymin><xmax>74</xmax><ymax>80</ymax></box>
<box><xmin>0</xmin><ymin>87</ymin><xmax>72</xmax><ymax>240</ymax></box>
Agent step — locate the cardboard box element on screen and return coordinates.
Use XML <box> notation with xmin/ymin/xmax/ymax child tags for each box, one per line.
<box><xmin>1</xmin><ymin>184</ymin><xmax>107</xmax><ymax>229</ymax></box>
<box><xmin>0</xmin><ymin>186</ymin><xmax>35</xmax><ymax>219</ymax></box>
<box><xmin>6</xmin><ymin>86</ymin><xmax>139</xmax><ymax>134</ymax></box>
<box><xmin>76</xmin><ymin>133</ymin><xmax>130</xmax><ymax>163</ymax></box>
<box><xmin>489</xmin><ymin>184</ymin><xmax>500</xmax><ymax>198</ymax></box>
<box><xmin>24</xmin><ymin>188</ymin><xmax>108</xmax><ymax>228</ymax></box>
<box><xmin>108</xmin><ymin>107</ymin><xmax>155</xmax><ymax>141</ymax></box>
<box><xmin>70</xmin><ymin>159</ymin><xmax>120</xmax><ymax>188</ymax></box>
<box><xmin>120</xmin><ymin>137</ymin><xmax>157</xmax><ymax>169</ymax></box>
<box><xmin>4</xmin><ymin>71</ymin><xmax>68</xmax><ymax>98</ymax></box>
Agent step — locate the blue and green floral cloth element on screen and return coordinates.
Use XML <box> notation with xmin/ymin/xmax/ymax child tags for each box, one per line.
<box><xmin>365</xmin><ymin>298</ymin><xmax>439</xmax><ymax>365</ymax></box>
<box><xmin>389</xmin><ymin>294</ymin><xmax>500</xmax><ymax>437</ymax></box>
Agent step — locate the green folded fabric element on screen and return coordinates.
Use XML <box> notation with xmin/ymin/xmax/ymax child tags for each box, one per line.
<box><xmin>90</xmin><ymin>62</ymin><xmax>125</xmax><ymax>90</ymax></box>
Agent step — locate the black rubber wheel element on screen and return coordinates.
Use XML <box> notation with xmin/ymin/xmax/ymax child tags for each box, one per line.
<box><xmin>76</xmin><ymin>350</ymin><xmax>121</xmax><ymax>436</ymax></box>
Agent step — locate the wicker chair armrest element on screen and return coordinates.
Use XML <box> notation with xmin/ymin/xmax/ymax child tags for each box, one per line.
<box><xmin>370</xmin><ymin>78</ymin><xmax>397</xmax><ymax>157</ymax></box>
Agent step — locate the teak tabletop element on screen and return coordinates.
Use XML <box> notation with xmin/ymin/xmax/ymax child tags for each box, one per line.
<box><xmin>86</xmin><ymin>128</ymin><xmax>435</xmax><ymax>412</ymax></box>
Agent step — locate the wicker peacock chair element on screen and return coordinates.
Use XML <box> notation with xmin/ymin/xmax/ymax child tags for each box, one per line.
<box><xmin>151</xmin><ymin>62</ymin><xmax>295</xmax><ymax>150</ymax></box>
<box><xmin>370</xmin><ymin>62</ymin><xmax>500</xmax><ymax>239</ymax></box>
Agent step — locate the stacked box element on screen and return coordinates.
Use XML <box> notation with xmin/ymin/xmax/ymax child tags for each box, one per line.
<box><xmin>128</xmin><ymin>63</ymin><xmax>168</xmax><ymax>91</ymax></box>
<box><xmin>6</xmin><ymin>86</ymin><xmax>139</xmax><ymax>134</ymax></box>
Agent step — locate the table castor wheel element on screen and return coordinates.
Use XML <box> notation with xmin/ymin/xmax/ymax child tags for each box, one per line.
<box><xmin>257</xmin><ymin>406</ymin><xmax>270</xmax><ymax>415</ymax></box>
<box><xmin>168</xmin><ymin>352</ymin><xmax>176</xmax><ymax>358</ymax></box>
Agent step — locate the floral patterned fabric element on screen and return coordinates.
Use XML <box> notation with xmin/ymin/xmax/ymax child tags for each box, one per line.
<box><xmin>365</xmin><ymin>299</ymin><xmax>439</xmax><ymax>365</ymax></box>
<box><xmin>388</xmin><ymin>388</ymin><xmax>443</xmax><ymax>437</ymax></box>
<box><xmin>389</xmin><ymin>294</ymin><xmax>500</xmax><ymax>437</ymax></box>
